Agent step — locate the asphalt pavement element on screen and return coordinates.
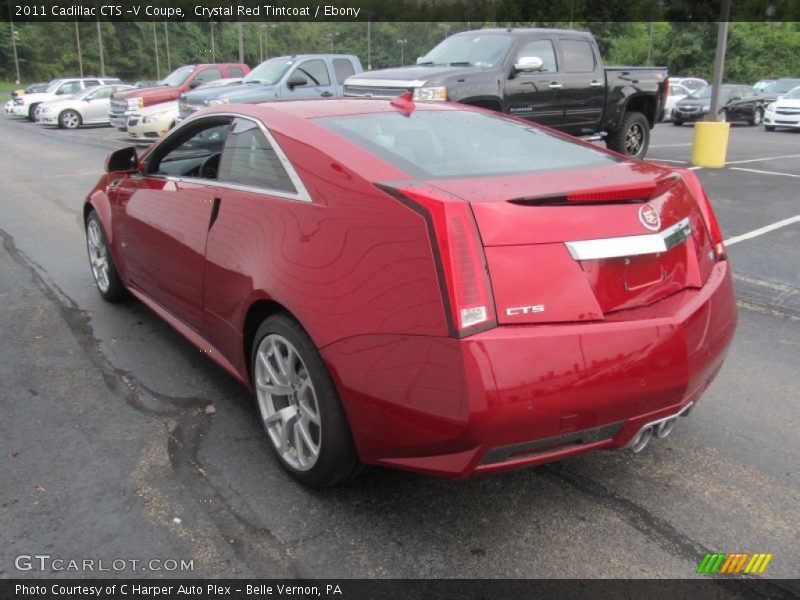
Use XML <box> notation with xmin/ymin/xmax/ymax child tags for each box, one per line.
<box><xmin>0</xmin><ymin>116</ymin><xmax>797</xmax><ymax>585</ymax></box>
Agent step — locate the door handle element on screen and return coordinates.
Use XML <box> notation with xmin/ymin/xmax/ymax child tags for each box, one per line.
<box><xmin>320</xmin><ymin>91</ymin><xmax>333</xmax><ymax>97</ymax></box>
<box><xmin>590</xmin><ymin>80</ymin><xmax>603</xmax><ymax>87</ymax></box>
<box><xmin>548</xmin><ymin>83</ymin><xmax>563</xmax><ymax>89</ymax></box>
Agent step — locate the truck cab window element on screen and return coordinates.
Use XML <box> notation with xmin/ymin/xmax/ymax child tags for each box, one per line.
<box><xmin>560</xmin><ymin>40</ymin><xmax>596</xmax><ymax>73</ymax></box>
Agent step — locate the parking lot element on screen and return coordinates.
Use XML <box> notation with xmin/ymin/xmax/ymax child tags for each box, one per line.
<box><xmin>0</xmin><ymin>115</ymin><xmax>797</xmax><ymax>585</ymax></box>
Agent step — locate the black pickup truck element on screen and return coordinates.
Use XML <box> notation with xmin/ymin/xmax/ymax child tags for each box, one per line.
<box><xmin>344</xmin><ymin>28</ymin><xmax>668</xmax><ymax>158</ymax></box>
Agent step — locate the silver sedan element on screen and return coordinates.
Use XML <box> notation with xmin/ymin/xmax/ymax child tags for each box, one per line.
<box><xmin>37</xmin><ymin>84</ymin><xmax>133</xmax><ymax>129</ymax></box>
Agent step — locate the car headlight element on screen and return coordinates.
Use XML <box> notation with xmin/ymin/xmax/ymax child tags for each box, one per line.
<box><xmin>205</xmin><ymin>98</ymin><xmax>229</xmax><ymax>106</ymax></box>
<box><xmin>142</xmin><ymin>112</ymin><xmax>169</xmax><ymax>124</ymax></box>
<box><xmin>127</xmin><ymin>97</ymin><xmax>144</xmax><ymax>110</ymax></box>
<box><xmin>413</xmin><ymin>86</ymin><xmax>447</xmax><ymax>102</ymax></box>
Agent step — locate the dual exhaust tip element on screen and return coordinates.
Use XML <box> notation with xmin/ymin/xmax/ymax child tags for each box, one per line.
<box><xmin>626</xmin><ymin>403</ymin><xmax>693</xmax><ymax>453</ymax></box>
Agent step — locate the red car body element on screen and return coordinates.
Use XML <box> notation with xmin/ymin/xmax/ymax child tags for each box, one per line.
<box><xmin>85</xmin><ymin>98</ymin><xmax>736</xmax><ymax>478</ymax></box>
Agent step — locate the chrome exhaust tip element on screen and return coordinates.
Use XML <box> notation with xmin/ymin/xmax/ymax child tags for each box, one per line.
<box><xmin>629</xmin><ymin>426</ymin><xmax>653</xmax><ymax>453</ymax></box>
<box><xmin>655</xmin><ymin>417</ymin><xmax>677</xmax><ymax>439</ymax></box>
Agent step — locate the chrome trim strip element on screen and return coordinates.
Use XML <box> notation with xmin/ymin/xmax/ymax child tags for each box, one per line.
<box><xmin>565</xmin><ymin>217</ymin><xmax>692</xmax><ymax>261</ymax></box>
<box><xmin>344</xmin><ymin>77</ymin><xmax>427</xmax><ymax>88</ymax></box>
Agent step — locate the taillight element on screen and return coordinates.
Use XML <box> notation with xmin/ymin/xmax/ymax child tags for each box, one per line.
<box><xmin>679</xmin><ymin>169</ymin><xmax>727</xmax><ymax>260</ymax></box>
<box><xmin>377</xmin><ymin>184</ymin><xmax>497</xmax><ymax>337</ymax></box>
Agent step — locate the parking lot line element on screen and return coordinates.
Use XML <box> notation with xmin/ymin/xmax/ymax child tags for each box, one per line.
<box><xmin>729</xmin><ymin>167</ymin><xmax>800</xmax><ymax>179</ymax></box>
<box><xmin>725</xmin><ymin>153</ymin><xmax>800</xmax><ymax>165</ymax></box>
<box><xmin>725</xmin><ymin>214</ymin><xmax>800</xmax><ymax>246</ymax></box>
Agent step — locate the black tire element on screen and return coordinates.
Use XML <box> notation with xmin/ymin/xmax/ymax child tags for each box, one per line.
<box><xmin>673</xmin><ymin>120</ymin><xmax>684</xmax><ymax>126</ymax></box>
<box><xmin>251</xmin><ymin>313</ymin><xmax>360</xmax><ymax>488</ymax></box>
<box><xmin>765</xmin><ymin>125</ymin><xmax>776</xmax><ymax>132</ymax></box>
<box><xmin>606</xmin><ymin>111</ymin><xmax>650</xmax><ymax>159</ymax></box>
<box><xmin>718</xmin><ymin>109</ymin><xmax>728</xmax><ymax>123</ymax></box>
<box><xmin>59</xmin><ymin>109</ymin><xmax>82</xmax><ymax>129</ymax></box>
<box><xmin>85</xmin><ymin>212</ymin><xmax>127</xmax><ymax>302</ymax></box>
<box><xmin>749</xmin><ymin>108</ymin><xmax>763</xmax><ymax>126</ymax></box>
<box><xmin>27</xmin><ymin>103</ymin><xmax>40</xmax><ymax>121</ymax></box>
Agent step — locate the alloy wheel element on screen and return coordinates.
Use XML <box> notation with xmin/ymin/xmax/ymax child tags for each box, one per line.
<box><xmin>625</xmin><ymin>123</ymin><xmax>644</xmax><ymax>156</ymax></box>
<box><xmin>86</xmin><ymin>220</ymin><xmax>110</xmax><ymax>293</ymax></box>
<box><xmin>62</xmin><ymin>111</ymin><xmax>80</xmax><ymax>129</ymax></box>
<box><xmin>254</xmin><ymin>334</ymin><xmax>322</xmax><ymax>471</ymax></box>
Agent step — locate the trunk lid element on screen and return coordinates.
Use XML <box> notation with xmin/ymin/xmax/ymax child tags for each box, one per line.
<box><xmin>432</xmin><ymin>163</ymin><xmax>716</xmax><ymax>325</ymax></box>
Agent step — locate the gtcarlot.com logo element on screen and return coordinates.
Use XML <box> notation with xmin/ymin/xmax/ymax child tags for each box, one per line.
<box><xmin>697</xmin><ymin>552</ymin><xmax>773</xmax><ymax>574</ymax></box>
<box><xmin>15</xmin><ymin>554</ymin><xmax>194</xmax><ymax>572</ymax></box>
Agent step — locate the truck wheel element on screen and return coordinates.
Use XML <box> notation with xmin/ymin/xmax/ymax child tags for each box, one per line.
<box><xmin>606</xmin><ymin>111</ymin><xmax>650</xmax><ymax>159</ymax></box>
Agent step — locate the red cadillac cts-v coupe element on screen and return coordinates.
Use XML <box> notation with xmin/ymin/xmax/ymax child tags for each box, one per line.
<box><xmin>84</xmin><ymin>96</ymin><xmax>737</xmax><ymax>487</ymax></box>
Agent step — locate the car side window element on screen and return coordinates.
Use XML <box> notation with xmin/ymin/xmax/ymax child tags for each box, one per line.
<box><xmin>84</xmin><ymin>79</ymin><xmax>102</xmax><ymax>88</ymax></box>
<box><xmin>57</xmin><ymin>81</ymin><xmax>82</xmax><ymax>95</ymax></box>
<box><xmin>195</xmin><ymin>68</ymin><xmax>222</xmax><ymax>85</ymax></box>
<box><xmin>560</xmin><ymin>39</ymin><xmax>596</xmax><ymax>73</ymax></box>
<box><xmin>88</xmin><ymin>87</ymin><xmax>113</xmax><ymax>100</ymax></box>
<box><xmin>228</xmin><ymin>66</ymin><xmax>244</xmax><ymax>78</ymax></box>
<box><xmin>332</xmin><ymin>59</ymin><xmax>356</xmax><ymax>84</ymax></box>
<box><xmin>147</xmin><ymin>119</ymin><xmax>232</xmax><ymax>179</ymax></box>
<box><xmin>218</xmin><ymin>118</ymin><xmax>297</xmax><ymax>194</ymax></box>
<box><xmin>517</xmin><ymin>39</ymin><xmax>558</xmax><ymax>73</ymax></box>
<box><xmin>294</xmin><ymin>60</ymin><xmax>331</xmax><ymax>87</ymax></box>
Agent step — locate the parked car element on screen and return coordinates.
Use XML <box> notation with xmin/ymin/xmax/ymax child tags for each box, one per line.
<box><xmin>109</xmin><ymin>63</ymin><xmax>250</xmax><ymax>131</ymax></box>
<box><xmin>133</xmin><ymin>80</ymin><xmax>161</xmax><ymax>89</ymax></box>
<box><xmin>36</xmin><ymin>84</ymin><xmax>134</xmax><ymax>128</ymax></box>
<box><xmin>669</xmin><ymin>77</ymin><xmax>708</xmax><ymax>92</ymax></box>
<box><xmin>662</xmin><ymin>83</ymin><xmax>690</xmax><ymax>121</ymax></box>
<box><xmin>125</xmin><ymin>78</ymin><xmax>243</xmax><ymax>142</ymax></box>
<box><xmin>672</xmin><ymin>85</ymin><xmax>764</xmax><ymax>125</ymax></box>
<box><xmin>85</xmin><ymin>97</ymin><xmax>736</xmax><ymax>486</ymax></box>
<box><xmin>762</xmin><ymin>78</ymin><xmax>800</xmax><ymax>103</ymax></box>
<box><xmin>753</xmin><ymin>79</ymin><xmax>775</xmax><ymax>92</ymax></box>
<box><xmin>764</xmin><ymin>85</ymin><xmax>800</xmax><ymax>131</ymax></box>
<box><xmin>343</xmin><ymin>28</ymin><xmax>668</xmax><ymax>158</ymax></box>
<box><xmin>177</xmin><ymin>54</ymin><xmax>363</xmax><ymax>123</ymax></box>
<box><xmin>10</xmin><ymin>77</ymin><xmax>121</xmax><ymax>120</ymax></box>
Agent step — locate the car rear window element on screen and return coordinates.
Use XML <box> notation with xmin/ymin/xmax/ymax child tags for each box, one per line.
<box><xmin>316</xmin><ymin>110</ymin><xmax>618</xmax><ymax>179</ymax></box>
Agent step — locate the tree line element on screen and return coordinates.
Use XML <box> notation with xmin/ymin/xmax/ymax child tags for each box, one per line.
<box><xmin>2</xmin><ymin>21</ymin><xmax>799</xmax><ymax>84</ymax></box>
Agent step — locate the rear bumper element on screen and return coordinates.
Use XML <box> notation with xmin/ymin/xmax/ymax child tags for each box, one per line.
<box><xmin>322</xmin><ymin>260</ymin><xmax>736</xmax><ymax>478</ymax></box>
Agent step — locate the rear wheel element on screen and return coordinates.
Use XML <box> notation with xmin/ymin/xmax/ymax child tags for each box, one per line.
<box><xmin>718</xmin><ymin>109</ymin><xmax>728</xmax><ymax>123</ymax></box>
<box><xmin>606</xmin><ymin>111</ymin><xmax>650</xmax><ymax>159</ymax></box>
<box><xmin>749</xmin><ymin>109</ymin><xmax>763</xmax><ymax>126</ymax></box>
<box><xmin>59</xmin><ymin>109</ymin><xmax>82</xmax><ymax>129</ymax></box>
<box><xmin>85</xmin><ymin>212</ymin><xmax>126</xmax><ymax>302</ymax></box>
<box><xmin>251</xmin><ymin>314</ymin><xmax>360</xmax><ymax>487</ymax></box>
<box><xmin>28</xmin><ymin>103</ymin><xmax>40</xmax><ymax>121</ymax></box>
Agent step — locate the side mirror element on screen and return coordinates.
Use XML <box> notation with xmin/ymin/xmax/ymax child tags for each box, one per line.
<box><xmin>514</xmin><ymin>56</ymin><xmax>545</xmax><ymax>72</ymax></box>
<box><xmin>105</xmin><ymin>146</ymin><xmax>139</xmax><ymax>173</ymax></box>
<box><xmin>287</xmin><ymin>74</ymin><xmax>308</xmax><ymax>89</ymax></box>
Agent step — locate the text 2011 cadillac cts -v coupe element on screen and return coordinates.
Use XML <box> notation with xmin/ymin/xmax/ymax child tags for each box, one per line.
<box><xmin>84</xmin><ymin>95</ymin><xmax>737</xmax><ymax>487</ymax></box>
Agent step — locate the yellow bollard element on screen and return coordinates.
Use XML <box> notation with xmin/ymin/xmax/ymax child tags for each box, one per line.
<box><xmin>691</xmin><ymin>121</ymin><xmax>730</xmax><ymax>168</ymax></box>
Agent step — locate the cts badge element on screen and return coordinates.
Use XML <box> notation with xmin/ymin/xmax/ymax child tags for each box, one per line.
<box><xmin>639</xmin><ymin>204</ymin><xmax>661</xmax><ymax>231</ymax></box>
<box><xmin>505</xmin><ymin>304</ymin><xmax>545</xmax><ymax>316</ymax></box>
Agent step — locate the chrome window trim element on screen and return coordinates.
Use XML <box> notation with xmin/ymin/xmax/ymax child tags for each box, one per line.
<box><xmin>148</xmin><ymin>112</ymin><xmax>313</xmax><ymax>203</ymax></box>
<box><xmin>565</xmin><ymin>217</ymin><xmax>692</xmax><ymax>261</ymax></box>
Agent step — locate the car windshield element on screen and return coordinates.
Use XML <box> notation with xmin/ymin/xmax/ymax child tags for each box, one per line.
<box><xmin>764</xmin><ymin>79</ymin><xmax>800</xmax><ymax>94</ymax></box>
<box><xmin>317</xmin><ymin>110</ymin><xmax>618</xmax><ymax>179</ymax></box>
<box><xmin>45</xmin><ymin>80</ymin><xmax>66</xmax><ymax>93</ymax></box>
<box><xmin>783</xmin><ymin>86</ymin><xmax>800</xmax><ymax>100</ymax></box>
<box><xmin>689</xmin><ymin>86</ymin><xmax>733</xmax><ymax>100</ymax></box>
<box><xmin>161</xmin><ymin>66</ymin><xmax>195</xmax><ymax>87</ymax></box>
<box><xmin>244</xmin><ymin>58</ymin><xmax>293</xmax><ymax>85</ymax></box>
<box><xmin>69</xmin><ymin>87</ymin><xmax>98</xmax><ymax>100</ymax></box>
<box><xmin>417</xmin><ymin>33</ymin><xmax>513</xmax><ymax>68</ymax></box>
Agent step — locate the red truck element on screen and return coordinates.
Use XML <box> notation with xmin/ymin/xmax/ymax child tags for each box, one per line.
<box><xmin>109</xmin><ymin>63</ymin><xmax>249</xmax><ymax>131</ymax></box>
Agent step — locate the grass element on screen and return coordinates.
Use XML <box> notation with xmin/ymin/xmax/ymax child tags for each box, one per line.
<box><xmin>0</xmin><ymin>81</ymin><xmax>25</xmax><ymax>100</ymax></box>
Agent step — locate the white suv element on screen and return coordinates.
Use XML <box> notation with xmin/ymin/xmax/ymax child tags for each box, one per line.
<box><xmin>10</xmin><ymin>77</ymin><xmax>121</xmax><ymax>121</ymax></box>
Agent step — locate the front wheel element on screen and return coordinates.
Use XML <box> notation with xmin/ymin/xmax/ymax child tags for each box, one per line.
<box><xmin>251</xmin><ymin>314</ymin><xmax>361</xmax><ymax>487</ymax></box>
<box><xmin>606</xmin><ymin>111</ymin><xmax>650</xmax><ymax>159</ymax></box>
<box><xmin>59</xmin><ymin>109</ymin><xmax>82</xmax><ymax>129</ymax></box>
<box><xmin>749</xmin><ymin>109</ymin><xmax>763</xmax><ymax>126</ymax></box>
<box><xmin>86</xmin><ymin>212</ymin><xmax>126</xmax><ymax>302</ymax></box>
